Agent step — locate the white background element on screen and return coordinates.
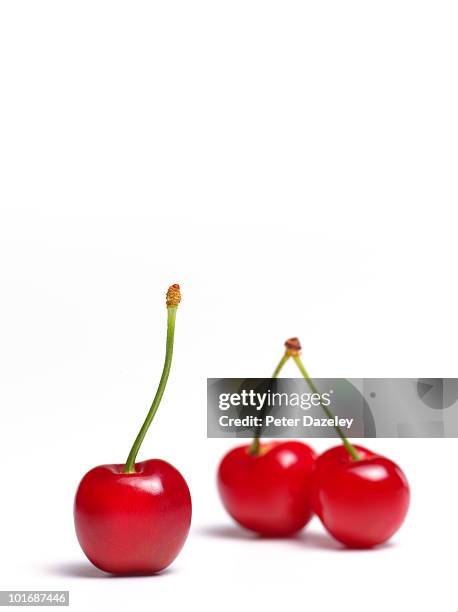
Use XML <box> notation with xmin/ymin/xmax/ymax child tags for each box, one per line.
<box><xmin>1</xmin><ymin>2</ymin><xmax>457</xmax><ymax>611</ymax></box>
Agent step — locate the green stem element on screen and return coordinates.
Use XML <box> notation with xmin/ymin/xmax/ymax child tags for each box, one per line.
<box><xmin>123</xmin><ymin>305</ymin><xmax>178</xmax><ymax>473</ymax></box>
<box><xmin>248</xmin><ymin>352</ymin><xmax>291</xmax><ymax>456</ymax></box>
<box><xmin>292</xmin><ymin>354</ymin><xmax>360</xmax><ymax>461</ymax></box>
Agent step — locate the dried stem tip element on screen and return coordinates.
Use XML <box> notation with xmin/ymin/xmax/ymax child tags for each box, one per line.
<box><xmin>166</xmin><ymin>284</ymin><xmax>181</xmax><ymax>307</ymax></box>
<box><xmin>284</xmin><ymin>337</ymin><xmax>301</xmax><ymax>356</ymax></box>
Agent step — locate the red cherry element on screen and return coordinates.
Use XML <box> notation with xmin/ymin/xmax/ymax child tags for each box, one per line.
<box><xmin>217</xmin><ymin>441</ymin><xmax>316</xmax><ymax>536</ymax></box>
<box><xmin>312</xmin><ymin>445</ymin><xmax>410</xmax><ymax>548</ymax></box>
<box><xmin>74</xmin><ymin>459</ymin><xmax>192</xmax><ymax>574</ymax></box>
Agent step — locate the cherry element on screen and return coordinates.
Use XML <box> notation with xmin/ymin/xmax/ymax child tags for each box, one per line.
<box><xmin>217</xmin><ymin>339</ymin><xmax>316</xmax><ymax>536</ymax></box>
<box><xmin>311</xmin><ymin>445</ymin><xmax>410</xmax><ymax>548</ymax></box>
<box><xmin>74</xmin><ymin>284</ymin><xmax>192</xmax><ymax>574</ymax></box>
<box><xmin>218</xmin><ymin>440</ymin><xmax>316</xmax><ymax>536</ymax></box>
<box><xmin>289</xmin><ymin>340</ymin><xmax>411</xmax><ymax>549</ymax></box>
<box><xmin>74</xmin><ymin>459</ymin><xmax>191</xmax><ymax>574</ymax></box>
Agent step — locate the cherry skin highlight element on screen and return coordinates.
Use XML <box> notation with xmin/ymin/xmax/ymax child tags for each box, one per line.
<box><xmin>74</xmin><ymin>459</ymin><xmax>192</xmax><ymax>575</ymax></box>
<box><xmin>217</xmin><ymin>441</ymin><xmax>316</xmax><ymax>536</ymax></box>
<box><xmin>311</xmin><ymin>444</ymin><xmax>410</xmax><ymax>548</ymax></box>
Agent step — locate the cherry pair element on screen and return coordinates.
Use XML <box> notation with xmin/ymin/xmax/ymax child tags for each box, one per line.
<box><xmin>217</xmin><ymin>338</ymin><xmax>410</xmax><ymax>548</ymax></box>
<box><xmin>218</xmin><ymin>440</ymin><xmax>410</xmax><ymax>548</ymax></box>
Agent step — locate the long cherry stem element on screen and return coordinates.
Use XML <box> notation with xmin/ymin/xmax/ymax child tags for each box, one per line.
<box><xmin>123</xmin><ymin>285</ymin><xmax>181</xmax><ymax>473</ymax></box>
<box><xmin>291</xmin><ymin>353</ymin><xmax>360</xmax><ymax>461</ymax></box>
